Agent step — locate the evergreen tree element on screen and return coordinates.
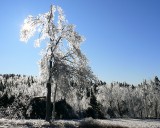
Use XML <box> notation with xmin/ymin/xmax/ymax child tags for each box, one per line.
<box><xmin>86</xmin><ymin>89</ymin><xmax>104</xmax><ymax>119</ymax></box>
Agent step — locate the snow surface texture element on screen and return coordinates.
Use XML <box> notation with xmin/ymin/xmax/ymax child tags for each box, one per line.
<box><xmin>0</xmin><ymin>118</ymin><xmax>160</xmax><ymax>128</ymax></box>
<box><xmin>97</xmin><ymin>119</ymin><xmax>160</xmax><ymax>128</ymax></box>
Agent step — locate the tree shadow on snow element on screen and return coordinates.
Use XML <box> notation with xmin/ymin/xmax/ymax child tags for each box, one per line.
<box><xmin>79</xmin><ymin>119</ymin><xmax>129</xmax><ymax>128</ymax></box>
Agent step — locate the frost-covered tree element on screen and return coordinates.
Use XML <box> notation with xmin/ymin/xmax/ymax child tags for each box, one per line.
<box><xmin>20</xmin><ymin>5</ymin><xmax>96</xmax><ymax>121</ymax></box>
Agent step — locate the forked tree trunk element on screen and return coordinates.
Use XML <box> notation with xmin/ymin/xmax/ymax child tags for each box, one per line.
<box><xmin>45</xmin><ymin>82</ymin><xmax>52</xmax><ymax>121</ymax></box>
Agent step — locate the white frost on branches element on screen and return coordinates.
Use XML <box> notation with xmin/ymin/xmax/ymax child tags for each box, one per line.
<box><xmin>20</xmin><ymin>4</ymin><xmax>96</xmax><ymax>89</ymax></box>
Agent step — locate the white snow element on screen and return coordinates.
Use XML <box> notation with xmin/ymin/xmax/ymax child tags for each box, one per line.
<box><xmin>97</xmin><ymin>118</ymin><xmax>160</xmax><ymax>128</ymax></box>
<box><xmin>0</xmin><ymin>118</ymin><xmax>160</xmax><ymax>128</ymax></box>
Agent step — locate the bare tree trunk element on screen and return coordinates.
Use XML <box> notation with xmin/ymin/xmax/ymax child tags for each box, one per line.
<box><xmin>45</xmin><ymin>6</ymin><xmax>53</xmax><ymax>122</ymax></box>
<box><xmin>45</xmin><ymin>60</ymin><xmax>52</xmax><ymax>122</ymax></box>
<box><xmin>155</xmin><ymin>99</ymin><xmax>158</xmax><ymax>118</ymax></box>
<box><xmin>46</xmin><ymin>82</ymin><xmax>52</xmax><ymax>121</ymax></box>
<box><xmin>140</xmin><ymin>109</ymin><xmax>143</xmax><ymax>118</ymax></box>
<box><xmin>52</xmin><ymin>83</ymin><xmax>58</xmax><ymax>120</ymax></box>
<box><xmin>117</xmin><ymin>100</ymin><xmax>122</xmax><ymax>117</ymax></box>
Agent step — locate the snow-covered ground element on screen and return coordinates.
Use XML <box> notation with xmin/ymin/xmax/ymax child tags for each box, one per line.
<box><xmin>0</xmin><ymin>118</ymin><xmax>160</xmax><ymax>128</ymax></box>
<box><xmin>96</xmin><ymin>118</ymin><xmax>160</xmax><ymax>128</ymax></box>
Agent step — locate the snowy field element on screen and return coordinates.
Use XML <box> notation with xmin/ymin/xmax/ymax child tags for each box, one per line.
<box><xmin>96</xmin><ymin>118</ymin><xmax>160</xmax><ymax>128</ymax></box>
<box><xmin>0</xmin><ymin>118</ymin><xmax>160</xmax><ymax>128</ymax></box>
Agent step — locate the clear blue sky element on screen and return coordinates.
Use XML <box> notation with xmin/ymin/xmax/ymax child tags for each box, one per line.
<box><xmin>0</xmin><ymin>0</ymin><xmax>160</xmax><ymax>85</ymax></box>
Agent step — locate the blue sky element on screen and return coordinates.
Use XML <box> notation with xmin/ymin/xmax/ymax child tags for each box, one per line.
<box><xmin>0</xmin><ymin>0</ymin><xmax>160</xmax><ymax>85</ymax></box>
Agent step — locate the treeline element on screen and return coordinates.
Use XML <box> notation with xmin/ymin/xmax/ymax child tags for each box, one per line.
<box><xmin>0</xmin><ymin>74</ymin><xmax>159</xmax><ymax>119</ymax></box>
<box><xmin>95</xmin><ymin>76</ymin><xmax>160</xmax><ymax>119</ymax></box>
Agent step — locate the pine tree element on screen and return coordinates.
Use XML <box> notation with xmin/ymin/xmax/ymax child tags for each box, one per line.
<box><xmin>86</xmin><ymin>89</ymin><xmax>104</xmax><ymax>119</ymax></box>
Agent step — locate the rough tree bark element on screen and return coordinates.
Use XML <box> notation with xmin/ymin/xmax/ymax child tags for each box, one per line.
<box><xmin>45</xmin><ymin>60</ymin><xmax>52</xmax><ymax>121</ymax></box>
<box><xmin>46</xmin><ymin>82</ymin><xmax>52</xmax><ymax>121</ymax></box>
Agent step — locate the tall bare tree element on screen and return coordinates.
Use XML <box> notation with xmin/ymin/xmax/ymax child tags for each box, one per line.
<box><xmin>20</xmin><ymin>4</ymin><xmax>96</xmax><ymax>121</ymax></box>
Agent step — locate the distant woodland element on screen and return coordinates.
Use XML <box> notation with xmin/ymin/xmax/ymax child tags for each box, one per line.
<box><xmin>0</xmin><ymin>74</ymin><xmax>159</xmax><ymax>119</ymax></box>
